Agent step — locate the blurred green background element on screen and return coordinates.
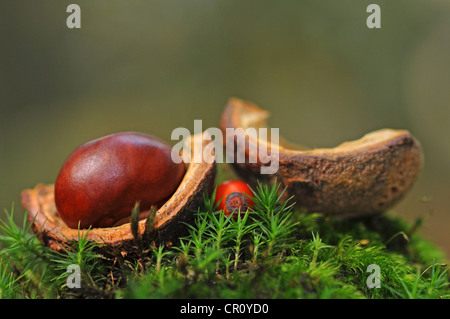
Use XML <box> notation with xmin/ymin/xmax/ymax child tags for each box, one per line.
<box><xmin>1</xmin><ymin>1</ymin><xmax>449</xmax><ymax>257</ymax></box>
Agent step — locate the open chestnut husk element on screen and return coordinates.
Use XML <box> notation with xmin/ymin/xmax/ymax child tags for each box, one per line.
<box><xmin>21</xmin><ymin>132</ymin><xmax>216</xmax><ymax>253</ymax></box>
<box><xmin>219</xmin><ymin>98</ymin><xmax>424</xmax><ymax>218</ymax></box>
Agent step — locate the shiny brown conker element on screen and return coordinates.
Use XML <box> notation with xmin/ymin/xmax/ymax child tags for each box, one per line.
<box><xmin>54</xmin><ymin>132</ymin><xmax>186</xmax><ymax>229</ymax></box>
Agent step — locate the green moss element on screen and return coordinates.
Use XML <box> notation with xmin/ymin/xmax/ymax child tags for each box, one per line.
<box><xmin>0</xmin><ymin>180</ymin><xmax>449</xmax><ymax>299</ymax></box>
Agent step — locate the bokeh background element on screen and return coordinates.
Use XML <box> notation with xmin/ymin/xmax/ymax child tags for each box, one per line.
<box><xmin>1</xmin><ymin>1</ymin><xmax>449</xmax><ymax>257</ymax></box>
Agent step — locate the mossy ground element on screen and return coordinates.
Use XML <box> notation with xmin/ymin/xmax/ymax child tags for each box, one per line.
<box><xmin>0</xmin><ymin>173</ymin><xmax>449</xmax><ymax>300</ymax></box>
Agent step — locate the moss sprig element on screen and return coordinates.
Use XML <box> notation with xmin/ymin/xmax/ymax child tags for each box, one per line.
<box><xmin>0</xmin><ymin>178</ymin><xmax>448</xmax><ymax>299</ymax></box>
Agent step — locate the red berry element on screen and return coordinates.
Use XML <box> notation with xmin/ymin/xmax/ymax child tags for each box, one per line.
<box><xmin>214</xmin><ymin>180</ymin><xmax>254</xmax><ymax>218</ymax></box>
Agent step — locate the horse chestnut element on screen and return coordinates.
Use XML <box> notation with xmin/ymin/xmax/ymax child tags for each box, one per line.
<box><xmin>54</xmin><ymin>132</ymin><xmax>186</xmax><ymax>229</ymax></box>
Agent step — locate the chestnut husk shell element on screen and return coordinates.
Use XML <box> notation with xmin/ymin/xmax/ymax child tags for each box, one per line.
<box><xmin>21</xmin><ymin>132</ymin><xmax>216</xmax><ymax>254</ymax></box>
<box><xmin>219</xmin><ymin>98</ymin><xmax>424</xmax><ymax>218</ymax></box>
